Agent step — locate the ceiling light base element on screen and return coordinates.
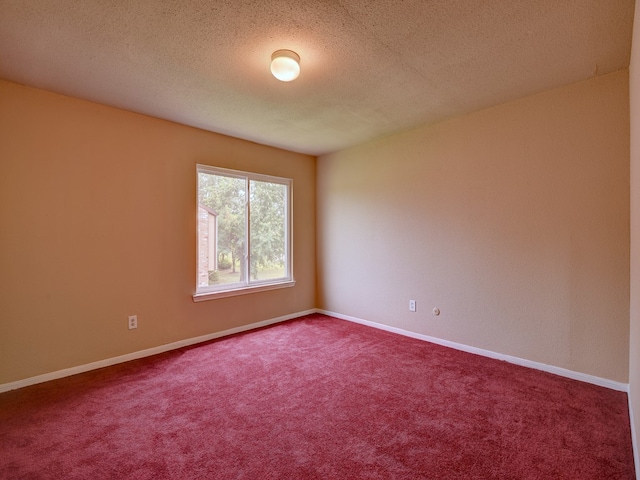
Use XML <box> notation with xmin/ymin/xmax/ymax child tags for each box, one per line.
<box><xmin>271</xmin><ymin>50</ymin><xmax>301</xmax><ymax>82</ymax></box>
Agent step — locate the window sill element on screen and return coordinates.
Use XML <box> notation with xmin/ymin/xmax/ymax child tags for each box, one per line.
<box><xmin>192</xmin><ymin>280</ymin><xmax>296</xmax><ymax>302</ymax></box>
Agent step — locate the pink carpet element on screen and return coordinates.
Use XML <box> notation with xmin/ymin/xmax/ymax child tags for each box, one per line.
<box><xmin>0</xmin><ymin>314</ymin><xmax>635</xmax><ymax>479</ymax></box>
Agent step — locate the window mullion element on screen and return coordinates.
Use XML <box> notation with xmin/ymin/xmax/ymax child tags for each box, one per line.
<box><xmin>244</xmin><ymin>177</ymin><xmax>250</xmax><ymax>285</ymax></box>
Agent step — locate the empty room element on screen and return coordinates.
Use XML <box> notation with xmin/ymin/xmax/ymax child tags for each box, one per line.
<box><xmin>1</xmin><ymin>1</ymin><xmax>640</xmax><ymax>478</ymax></box>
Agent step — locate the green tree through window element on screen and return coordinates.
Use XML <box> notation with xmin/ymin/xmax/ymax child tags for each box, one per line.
<box><xmin>196</xmin><ymin>165</ymin><xmax>292</xmax><ymax>295</ymax></box>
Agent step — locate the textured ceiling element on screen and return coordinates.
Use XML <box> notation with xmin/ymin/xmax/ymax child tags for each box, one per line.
<box><xmin>0</xmin><ymin>1</ymin><xmax>635</xmax><ymax>156</ymax></box>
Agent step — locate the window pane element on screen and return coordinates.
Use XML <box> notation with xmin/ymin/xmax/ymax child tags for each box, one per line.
<box><xmin>196</xmin><ymin>164</ymin><xmax>292</xmax><ymax>297</ymax></box>
<box><xmin>198</xmin><ymin>172</ymin><xmax>246</xmax><ymax>287</ymax></box>
<box><xmin>249</xmin><ymin>180</ymin><xmax>287</xmax><ymax>282</ymax></box>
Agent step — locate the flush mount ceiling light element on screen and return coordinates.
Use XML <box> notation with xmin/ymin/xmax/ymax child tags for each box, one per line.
<box><xmin>270</xmin><ymin>49</ymin><xmax>300</xmax><ymax>82</ymax></box>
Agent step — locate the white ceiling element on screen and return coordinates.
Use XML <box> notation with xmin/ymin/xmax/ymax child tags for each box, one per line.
<box><xmin>0</xmin><ymin>1</ymin><xmax>635</xmax><ymax>156</ymax></box>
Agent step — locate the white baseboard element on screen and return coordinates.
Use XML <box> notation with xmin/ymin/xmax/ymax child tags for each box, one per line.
<box><xmin>318</xmin><ymin>309</ymin><xmax>630</xmax><ymax>393</ymax></box>
<box><xmin>1</xmin><ymin>308</ymin><xmax>630</xmax><ymax>396</ymax></box>
<box><xmin>0</xmin><ymin>309</ymin><xmax>316</xmax><ymax>394</ymax></box>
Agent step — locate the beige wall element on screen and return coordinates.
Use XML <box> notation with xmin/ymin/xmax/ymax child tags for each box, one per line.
<box><xmin>0</xmin><ymin>62</ymin><xmax>632</xmax><ymax>392</ymax></box>
<box><xmin>629</xmin><ymin>0</ymin><xmax>640</xmax><ymax>470</ymax></box>
<box><xmin>317</xmin><ymin>70</ymin><xmax>630</xmax><ymax>382</ymax></box>
<box><xmin>0</xmin><ymin>79</ymin><xmax>316</xmax><ymax>385</ymax></box>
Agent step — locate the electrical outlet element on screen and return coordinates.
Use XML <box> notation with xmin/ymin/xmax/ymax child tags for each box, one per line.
<box><xmin>409</xmin><ymin>300</ymin><xmax>416</xmax><ymax>312</ymax></box>
<box><xmin>128</xmin><ymin>315</ymin><xmax>138</xmax><ymax>330</ymax></box>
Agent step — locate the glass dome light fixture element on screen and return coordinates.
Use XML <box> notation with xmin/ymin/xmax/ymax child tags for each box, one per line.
<box><xmin>270</xmin><ymin>49</ymin><xmax>300</xmax><ymax>82</ymax></box>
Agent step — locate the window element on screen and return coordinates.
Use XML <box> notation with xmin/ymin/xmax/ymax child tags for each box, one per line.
<box><xmin>194</xmin><ymin>165</ymin><xmax>293</xmax><ymax>300</ymax></box>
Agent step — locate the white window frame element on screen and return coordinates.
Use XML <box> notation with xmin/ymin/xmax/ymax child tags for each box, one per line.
<box><xmin>193</xmin><ymin>164</ymin><xmax>294</xmax><ymax>302</ymax></box>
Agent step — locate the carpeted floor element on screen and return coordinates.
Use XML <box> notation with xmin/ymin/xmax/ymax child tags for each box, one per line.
<box><xmin>0</xmin><ymin>314</ymin><xmax>635</xmax><ymax>479</ymax></box>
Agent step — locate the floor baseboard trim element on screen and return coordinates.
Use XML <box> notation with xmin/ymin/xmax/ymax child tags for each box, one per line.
<box><xmin>2</xmin><ymin>308</ymin><xmax>629</xmax><ymax>396</ymax></box>
<box><xmin>0</xmin><ymin>309</ymin><xmax>316</xmax><ymax>394</ymax></box>
<box><xmin>318</xmin><ymin>309</ymin><xmax>629</xmax><ymax>393</ymax></box>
